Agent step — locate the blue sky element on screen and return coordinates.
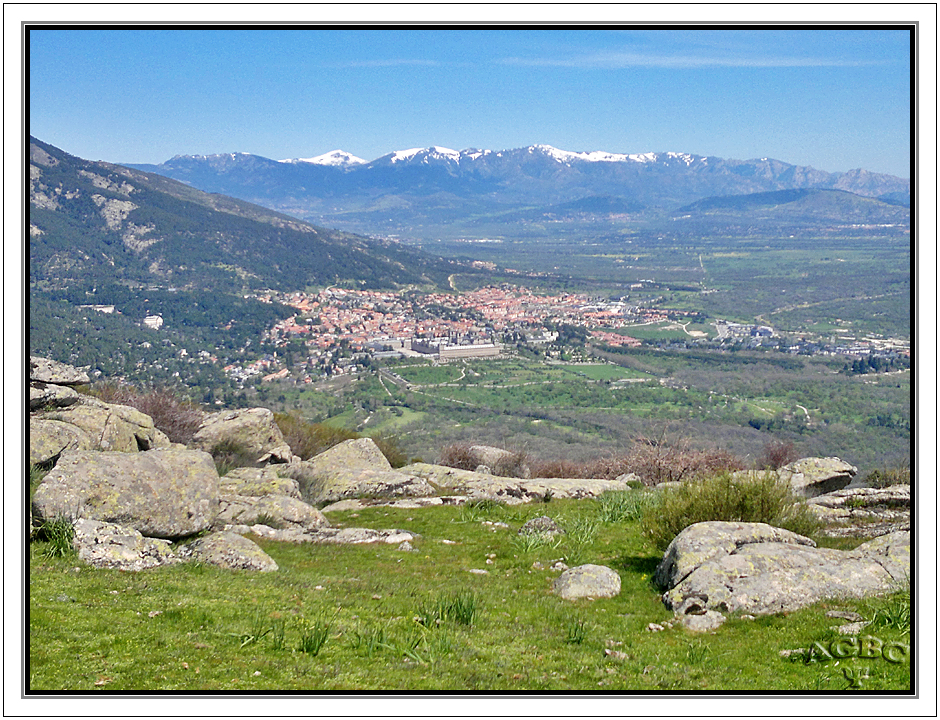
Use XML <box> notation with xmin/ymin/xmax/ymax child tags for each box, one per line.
<box><xmin>28</xmin><ymin>26</ymin><xmax>912</xmax><ymax>177</ymax></box>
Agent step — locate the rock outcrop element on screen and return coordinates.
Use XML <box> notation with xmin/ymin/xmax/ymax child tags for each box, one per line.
<box><xmin>779</xmin><ymin>457</ymin><xmax>857</xmax><ymax>498</ymax></box>
<box><xmin>71</xmin><ymin>518</ymin><xmax>179</xmax><ymax>571</ymax></box>
<box><xmin>190</xmin><ymin>407</ymin><xmax>294</xmax><ymax>464</ymax></box>
<box><xmin>216</xmin><ymin>493</ymin><xmax>330</xmax><ymax>533</ymax></box>
<box><xmin>656</xmin><ymin>521</ymin><xmax>909</xmax><ymax>617</ymax></box>
<box><xmin>29</xmin><ymin>416</ymin><xmax>94</xmax><ymax>466</ymax></box>
<box><xmin>653</xmin><ymin>521</ymin><xmax>817</xmax><ymax>590</ymax></box>
<box><xmin>219</xmin><ymin>466</ymin><xmax>302</xmax><ymax>499</ymax></box>
<box><xmin>41</xmin><ymin>398</ymin><xmax>170</xmax><ymax>453</ymax></box>
<box><xmin>400</xmin><ymin>463</ymin><xmax>638</xmax><ymax>504</ymax></box>
<box><xmin>32</xmin><ymin>447</ymin><xmax>220</xmax><ymax>539</ymax></box>
<box><xmin>807</xmin><ymin>485</ymin><xmax>910</xmax><ymax>537</ymax></box>
<box><xmin>30</xmin><ymin>356</ymin><xmax>90</xmax><ymax>386</ymax></box>
<box><xmin>177</xmin><ymin>531</ymin><xmax>278</xmax><ymax>572</ymax></box>
<box><xmin>290</xmin><ymin>438</ymin><xmax>435</xmax><ymax>504</ymax></box>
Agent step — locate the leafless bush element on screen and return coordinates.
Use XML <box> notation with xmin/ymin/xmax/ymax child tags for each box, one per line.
<box><xmin>438</xmin><ymin>443</ymin><xmax>530</xmax><ymax>478</ymax></box>
<box><xmin>491</xmin><ymin>449</ymin><xmax>530</xmax><ymax>479</ymax></box>
<box><xmin>437</xmin><ymin>443</ymin><xmax>481</xmax><ymax>472</ymax></box>
<box><xmin>90</xmin><ymin>382</ymin><xmax>204</xmax><ymax>445</ymax></box>
<box><xmin>757</xmin><ymin>440</ymin><xmax>800</xmax><ymax>470</ymax></box>
<box><xmin>625</xmin><ymin>434</ymin><xmax>744</xmax><ymax>486</ymax></box>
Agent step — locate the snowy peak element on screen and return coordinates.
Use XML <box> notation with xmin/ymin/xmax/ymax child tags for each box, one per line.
<box><xmin>282</xmin><ymin>150</ymin><xmax>367</xmax><ymax>167</ymax></box>
<box><xmin>527</xmin><ymin>144</ymin><xmax>700</xmax><ymax>166</ymax></box>
<box><xmin>379</xmin><ymin>146</ymin><xmax>463</xmax><ymax>165</ymax></box>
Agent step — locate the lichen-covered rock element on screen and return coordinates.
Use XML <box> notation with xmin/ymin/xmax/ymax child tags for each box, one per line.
<box><xmin>780</xmin><ymin>457</ymin><xmax>857</xmax><ymax>498</ymax></box>
<box><xmin>29</xmin><ymin>382</ymin><xmax>81</xmax><ymax>411</ymax></box>
<box><xmin>29</xmin><ymin>416</ymin><xmax>94</xmax><ymax>466</ymax></box>
<box><xmin>177</xmin><ymin>531</ymin><xmax>277</xmax><ymax>572</ymax></box>
<box><xmin>43</xmin><ymin>397</ymin><xmax>168</xmax><ymax>452</ymax></box>
<box><xmin>72</xmin><ymin>518</ymin><xmax>179</xmax><ymax>571</ymax></box>
<box><xmin>519</xmin><ymin>516</ymin><xmax>565</xmax><ymax>537</ymax></box>
<box><xmin>653</xmin><ymin>521</ymin><xmax>817</xmax><ymax>590</ymax></box>
<box><xmin>845</xmin><ymin>530</ymin><xmax>910</xmax><ymax>584</ymax></box>
<box><xmin>807</xmin><ymin>485</ymin><xmax>910</xmax><ymax>538</ymax></box>
<box><xmin>305</xmin><ymin>527</ymin><xmax>417</xmax><ymax>545</ymax></box>
<box><xmin>400</xmin><ymin>462</ymin><xmax>638</xmax><ymax>504</ymax></box>
<box><xmin>293</xmin><ymin>439</ymin><xmax>434</xmax><ymax>504</ymax></box>
<box><xmin>677</xmin><ymin>610</ymin><xmax>726</xmax><ymax>633</ymax></box>
<box><xmin>31</xmin><ymin>447</ymin><xmax>219</xmax><ymax>539</ymax></box>
<box><xmin>219</xmin><ymin>466</ymin><xmax>301</xmax><ymax>499</ymax></box>
<box><xmin>30</xmin><ymin>356</ymin><xmax>90</xmax><ymax>386</ymax></box>
<box><xmin>658</xmin><ymin>522</ymin><xmax>909</xmax><ymax>616</ymax></box>
<box><xmin>306</xmin><ymin>437</ymin><xmax>392</xmax><ymax>473</ymax></box>
<box><xmin>552</xmin><ymin>564</ymin><xmax>621</xmax><ymax>600</ymax></box>
<box><xmin>190</xmin><ymin>407</ymin><xmax>293</xmax><ymax>464</ymax></box>
<box><xmin>807</xmin><ymin>485</ymin><xmax>910</xmax><ymax>520</ymax></box>
<box><xmin>215</xmin><ymin>493</ymin><xmax>330</xmax><ymax>532</ymax></box>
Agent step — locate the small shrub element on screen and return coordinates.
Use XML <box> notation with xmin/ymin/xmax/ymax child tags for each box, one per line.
<box><xmin>350</xmin><ymin>625</ymin><xmax>390</xmax><ymax>658</ymax></box>
<box><xmin>437</xmin><ymin>443</ymin><xmax>478</xmax><ymax>471</ymax></box>
<box><xmin>596</xmin><ymin>490</ymin><xmax>656</xmax><ymax>523</ymax></box>
<box><xmin>757</xmin><ymin>440</ymin><xmax>800</xmax><ymax>470</ymax></box>
<box><xmin>35</xmin><ymin>517</ymin><xmax>75</xmax><ymax>559</ymax></box>
<box><xmin>89</xmin><ymin>382</ymin><xmax>204</xmax><ymax>445</ymax></box>
<box><xmin>236</xmin><ymin>607</ymin><xmax>272</xmax><ymax>648</ymax></box>
<box><xmin>863</xmin><ymin>587</ymin><xmax>911</xmax><ymax>634</ymax></box>
<box><xmin>269</xmin><ymin>617</ymin><xmax>288</xmax><ymax>651</ymax></box>
<box><xmin>274</xmin><ymin>413</ymin><xmax>407</xmax><ymax>467</ymax></box>
<box><xmin>685</xmin><ymin>639</ymin><xmax>710</xmax><ymax>664</ymax></box>
<box><xmin>297</xmin><ymin>613</ymin><xmax>334</xmax><ymax>655</ymax></box>
<box><xmin>864</xmin><ymin>464</ymin><xmax>911</xmax><ymax>488</ymax></box>
<box><xmin>564</xmin><ymin>617</ymin><xmax>587</xmax><ymax>645</ymax></box>
<box><xmin>249</xmin><ymin>513</ymin><xmax>284</xmax><ymax>530</ymax></box>
<box><xmin>372</xmin><ymin>434</ymin><xmax>409</xmax><ymax>469</ymax></box>
<box><xmin>491</xmin><ymin>449</ymin><xmax>530</xmax><ymax>479</ymax></box>
<box><xmin>209</xmin><ymin>439</ymin><xmax>261</xmax><ymax>476</ymax></box>
<box><xmin>273</xmin><ymin>412</ymin><xmax>358</xmax><ymax>461</ymax></box>
<box><xmin>559</xmin><ymin>514</ymin><xmax>599</xmax><ymax>566</ymax></box>
<box><xmin>641</xmin><ymin>471</ymin><xmax>822</xmax><ymax>550</ymax></box>
<box><xmin>454</xmin><ymin>500</ymin><xmax>500</xmax><ymax>524</ymax></box>
<box><xmin>415</xmin><ymin>591</ymin><xmax>478</xmax><ymax>628</ymax></box>
<box><xmin>528</xmin><ymin>458</ymin><xmax>589</xmax><ymax>478</ymax></box>
<box><xmin>512</xmin><ymin>531</ymin><xmax>562</xmax><ymax>553</ymax></box>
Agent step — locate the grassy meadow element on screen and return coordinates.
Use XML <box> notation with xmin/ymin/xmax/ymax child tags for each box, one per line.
<box><xmin>28</xmin><ymin>495</ymin><xmax>911</xmax><ymax>693</ymax></box>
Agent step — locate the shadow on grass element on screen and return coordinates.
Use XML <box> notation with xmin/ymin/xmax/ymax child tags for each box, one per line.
<box><xmin>611</xmin><ymin>555</ymin><xmax>661</xmax><ymax>576</ymax></box>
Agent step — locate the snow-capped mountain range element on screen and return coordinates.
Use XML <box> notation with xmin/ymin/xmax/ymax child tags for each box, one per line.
<box><xmin>128</xmin><ymin>143</ymin><xmax>910</xmax><ymax>239</ymax></box>
<box><xmin>279</xmin><ymin>143</ymin><xmax>700</xmax><ymax>168</ymax></box>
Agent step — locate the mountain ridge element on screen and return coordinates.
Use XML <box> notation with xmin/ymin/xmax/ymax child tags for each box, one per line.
<box><xmin>126</xmin><ymin>144</ymin><xmax>909</xmax><ymax>240</ymax></box>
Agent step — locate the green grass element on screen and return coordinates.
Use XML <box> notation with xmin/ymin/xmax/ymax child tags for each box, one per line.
<box><xmin>612</xmin><ymin>323</ymin><xmax>695</xmax><ymax>342</ymax></box>
<box><xmin>28</xmin><ymin>497</ymin><xmax>910</xmax><ymax>691</ymax></box>
<box><xmin>559</xmin><ymin>363</ymin><xmax>650</xmax><ymax>382</ymax></box>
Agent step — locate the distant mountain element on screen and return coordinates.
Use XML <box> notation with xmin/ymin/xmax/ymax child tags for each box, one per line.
<box><xmin>127</xmin><ymin>144</ymin><xmax>910</xmax><ymax>239</ymax></box>
<box><xmin>29</xmin><ymin>136</ymin><xmax>455</xmax><ymax>294</ymax></box>
<box><xmin>674</xmin><ymin>188</ymin><xmax>910</xmax><ymax>227</ymax></box>
<box><xmin>282</xmin><ymin>149</ymin><xmax>367</xmax><ymax>167</ymax></box>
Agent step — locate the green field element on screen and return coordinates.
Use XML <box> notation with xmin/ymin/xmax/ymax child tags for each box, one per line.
<box><xmin>28</xmin><ymin>498</ymin><xmax>911</xmax><ymax>692</ymax></box>
<box><xmin>257</xmin><ymin>351</ymin><xmax>909</xmax><ymax>477</ymax></box>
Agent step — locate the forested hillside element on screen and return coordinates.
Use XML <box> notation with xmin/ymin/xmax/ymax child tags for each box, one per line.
<box><xmin>29</xmin><ymin>138</ymin><xmax>468</xmax><ymax>385</ymax></box>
